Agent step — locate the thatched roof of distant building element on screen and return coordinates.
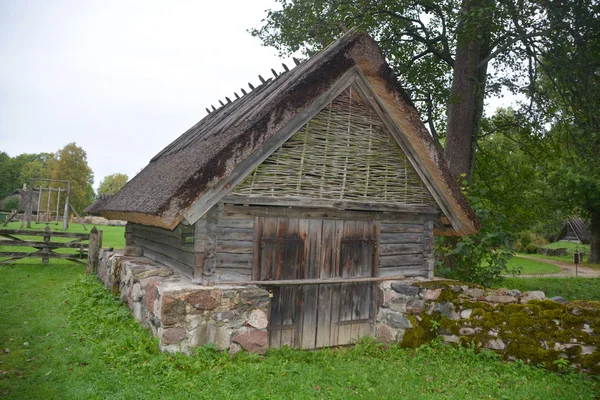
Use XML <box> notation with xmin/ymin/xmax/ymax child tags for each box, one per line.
<box><xmin>0</xmin><ymin>188</ymin><xmax>40</xmax><ymax>212</ymax></box>
<box><xmin>556</xmin><ymin>217</ymin><xmax>590</xmax><ymax>244</ymax></box>
<box><xmin>96</xmin><ymin>29</ymin><xmax>479</xmax><ymax>236</ymax></box>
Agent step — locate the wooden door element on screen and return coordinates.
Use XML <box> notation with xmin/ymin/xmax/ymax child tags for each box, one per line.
<box><xmin>258</xmin><ymin>217</ymin><xmax>305</xmax><ymax>348</ymax></box>
<box><xmin>256</xmin><ymin>217</ymin><xmax>377</xmax><ymax>349</ymax></box>
<box><xmin>313</xmin><ymin>220</ymin><xmax>376</xmax><ymax>348</ymax></box>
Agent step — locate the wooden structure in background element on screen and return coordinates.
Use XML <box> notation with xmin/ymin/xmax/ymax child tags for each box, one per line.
<box><xmin>21</xmin><ymin>179</ymin><xmax>71</xmax><ymax>230</ymax></box>
<box><xmin>556</xmin><ymin>217</ymin><xmax>591</xmax><ymax>244</ymax></box>
<box><xmin>96</xmin><ymin>30</ymin><xmax>479</xmax><ymax>349</ymax></box>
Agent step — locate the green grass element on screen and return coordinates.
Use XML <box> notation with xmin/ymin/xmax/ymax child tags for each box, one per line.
<box><xmin>1</xmin><ymin>264</ymin><xmax>597</xmax><ymax>399</ymax></box>
<box><xmin>499</xmin><ymin>277</ymin><xmax>600</xmax><ymax>301</ymax></box>
<box><xmin>507</xmin><ymin>256</ymin><xmax>561</xmax><ymax>275</ymax></box>
<box><xmin>543</xmin><ymin>241</ymin><xmax>590</xmax><ymax>253</ymax></box>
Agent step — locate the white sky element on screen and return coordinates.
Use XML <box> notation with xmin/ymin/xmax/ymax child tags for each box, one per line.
<box><xmin>0</xmin><ymin>0</ymin><xmax>518</xmax><ymax>191</ymax></box>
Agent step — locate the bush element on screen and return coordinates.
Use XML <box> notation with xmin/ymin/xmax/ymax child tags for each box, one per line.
<box><xmin>525</xmin><ymin>244</ymin><xmax>539</xmax><ymax>254</ymax></box>
<box><xmin>434</xmin><ymin>185</ymin><xmax>516</xmax><ymax>287</ymax></box>
<box><xmin>3</xmin><ymin>197</ymin><xmax>19</xmax><ymax>211</ymax></box>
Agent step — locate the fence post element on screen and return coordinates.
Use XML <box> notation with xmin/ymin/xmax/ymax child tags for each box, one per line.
<box><xmin>86</xmin><ymin>227</ymin><xmax>99</xmax><ymax>274</ymax></box>
<box><xmin>42</xmin><ymin>225</ymin><xmax>50</xmax><ymax>264</ymax></box>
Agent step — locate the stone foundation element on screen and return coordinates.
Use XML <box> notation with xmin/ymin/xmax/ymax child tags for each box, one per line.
<box><xmin>98</xmin><ymin>250</ymin><xmax>600</xmax><ymax>373</ymax></box>
<box><xmin>98</xmin><ymin>250</ymin><xmax>270</xmax><ymax>354</ymax></box>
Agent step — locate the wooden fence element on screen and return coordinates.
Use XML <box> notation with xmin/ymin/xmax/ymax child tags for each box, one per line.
<box><xmin>0</xmin><ymin>226</ymin><xmax>102</xmax><ymax>273</ymax></box>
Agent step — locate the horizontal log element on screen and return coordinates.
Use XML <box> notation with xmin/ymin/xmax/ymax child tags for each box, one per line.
<box><xmin>131</xmin><ymin>223</ymin><xmax>180</xmax><ymax>239</ymax></box>
<box><xmin>379</xmin><ymin>223</ymin><xmax>424</xmax><ymax>234</ymax></box>
<box><xmin>218</xmin><ymin>228</ymin><xmax>254</xmax><ymax>241</ymax></box>
<box><xmin>379</xmin><ymin>267</ymin><xmax>427</xmax><ymax>278</ymax></box>
<box><xmin>379</xmin><ymin>253</ymin><xmax>423</xmax><ymax>268</ymax></box>
<box><xmin>131</xmin><ymin>231</ymin><xmax>193</xmax><ymax>251</ymax></box>
<box><xmin>379</xmin><ymin>233</ymin><xmax>423</xmax><ymax>244</ymax></box>
<box><xmin>0</xmin><ymin>230</ymin><xmax>89</xmax><ymax>239</ymax></box>
<box><xmin>223</xmin><ymin>203</ymin><xmax>438</xmax><ymax>222</ymax></box>
<box><xmin>132</xmin><ymin>237</ymin><xmax>195</xmax><ymax>266</ymax></box>
<box><xmin>378</xmin><ymin>243</ymin><xmax>423</xmax><ymax>256</ymax></box>
<box><xmin>141</xmin><ymin>247</ymin><xmax>193</xmax><ymax>280</ymax></box>
<box><xmin>223</xmin><ymin>195</ymin><xmax>440</xmax><ymax>214</ymax></box>
<box><xmin>204</xmin><ymin>275</ymin><xmax>406</xmax><ymax>286</ymax></box>
<box><xmin>0</xmin><ymin>240</ymin><xmax>88</xmax><ymax>250</ymax></box>
<box><xmin>216</xmin><ymin>219</ymin><xmax>254</xmax><ymax>229</ymax></box>
<box><xmin>0</xmin><ymin>251</ymin><xmax>86</xmax><ymax>259</ymax></box>
<box><xmin>216</xmin><ymin>240</ymin><xmax>253</xmax><ymax>254</ymax></box>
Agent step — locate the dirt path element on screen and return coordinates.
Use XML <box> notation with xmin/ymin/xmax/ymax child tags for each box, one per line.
<box><xmin>517</xmin><ymin>255</ymin><xmax>600</xmax><ymax>278</ymax></box>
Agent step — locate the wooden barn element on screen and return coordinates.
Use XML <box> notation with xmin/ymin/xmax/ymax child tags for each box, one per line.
<box><xmin>556</xmin><ymin>217</ymin><xmax>590</xmax><ymax>244</ymax></box>
<box><xmin>96</xmin><ymin>30</ymin><xmax>479</xmax><ymax>349</ymax></box>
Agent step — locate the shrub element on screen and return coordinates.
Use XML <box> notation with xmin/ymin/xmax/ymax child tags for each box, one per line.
<box><xmin>3</xmin><ymin>197</ymin><xmax>19</xmax><ymax>211</ymax></box>
<box><xmin>525</xmin><ymin>244</ymin><xmax>539</xmax><ymax>254</ymax></box>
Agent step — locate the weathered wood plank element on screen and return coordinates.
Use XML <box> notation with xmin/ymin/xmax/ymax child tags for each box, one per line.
<box><xmin>0</xmin><ymin>229</ymin><xmax>89</xmax><ymax>239</ymax></box>
<box><xmin>216</xmin><ymin>218</ymin><xmax>254</xmax><ymax>229</ymax></box>
<box><xmin>141</xmin><ymin>247</ymin><xmax>193</xmax><ymax>280</ymax></box>
<box><xmin>216</xmin><ymin>240</ymin><xmax>253</xmax><ymax>254</ymax></box>
<box><xmin>0</xmin><ymin>240</ymin><xmax>88</xmax><ymax>249</ymax></box>
<box><xmin>378</xmin><ymin>266</ymin><xmax>427</xmax><ymax>278</ymax></box>
<box><xmin>379</xmin><ymin>233</ymin><xmax>424</xmax><ymax>244</ymax></box>
<box><xmin>132</xmin><ymin>237</ymin><xmax>195</xmax><ymax>266</ymax></box>
<box><xmin>379</xmin><ymin>243</ymin><xmax>424</xmax><ymax>256</ymax></box>
<box><xmin>0</xmin><ymin>251</ymin><xmax>85</xmax><ymax>260</ymax></box>
<box><xmin>379</xmin><ymin>223</ymin><xmax>424</xmax><ymax>234</ymax></box>
<box><xmin>378</xmin><ymin>254</ymin><xmax>424</xmax><ymax>268</ymax></box>
<box><xmin>131</xmin><ymin>232</ymin><xmax>193</xmax><ymax>252</ymax></box>
<box><xmin>223</xmin><ymin>204</ymin><xmax>436</xmax><ymax>222</ymax></box>
<box><xmin>218</xmin><ymin>228</ymin><xmax>254</xmax><ymax>241</ymax></box>
<box><xmin>224</xmin><ymin>195</ymin><xmax>440</xmax><ymax>215</ymax></box>
<box><xmin>215</xmin><ymin>253</ymin><xmax>252</xmax><ymax>269</ymax></box>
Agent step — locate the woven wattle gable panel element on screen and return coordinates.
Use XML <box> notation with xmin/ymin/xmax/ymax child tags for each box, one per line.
<box><xmin>233</xmin><ymin>86</ymin><xmax>437</xmax><ymax>208</ymax></box>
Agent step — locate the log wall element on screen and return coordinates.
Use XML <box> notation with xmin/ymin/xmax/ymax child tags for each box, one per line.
<box><xmin>129</xmin><ymin>223</ymin><xmax>195</xmax><ymax>278</ymax></box>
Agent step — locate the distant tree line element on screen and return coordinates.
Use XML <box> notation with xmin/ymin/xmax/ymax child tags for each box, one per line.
<box><xmin>0</xmin><ymin>143</ymin><xmax>128</xmax><ymax>213</ymax></box>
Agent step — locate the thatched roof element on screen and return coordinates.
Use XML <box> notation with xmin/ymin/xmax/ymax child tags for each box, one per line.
<box><xmin>98</xmin><ymin>29</ymin><xmax>479</xmax><ymax>236</ymax></box>
<box><xmin>84</xmin><ymin>193</ymin><xmax>114</xmax><ymax>216</ymax></box>
<box><xmin>556</xmin><ymin>217</ymin><xmax>591</xmax><ymax>244</ymax></box>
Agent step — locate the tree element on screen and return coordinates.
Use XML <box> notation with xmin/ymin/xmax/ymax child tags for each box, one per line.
<box><xmin>251</xmin><ymin>0</ymin><xmax>568</xmax><ymax>180</ymax></box>
<box><xmin>51</xmin><ymin>143</ymin><xmax>94</xmax><ymax>213</ymax></box>
<box><xmin>97</xmin><ymin>173</ymin><xmax>128</xmax><ymax>196</ymax></box>
<box><xmin>531</xmin><ymin>1</ymin><xmax>600</xmax><ymax>262</ymax></box>
<box><xmin>0</xmin><ymin>152</ymin><xmax>55</xmax><ymax>198</ymax></box>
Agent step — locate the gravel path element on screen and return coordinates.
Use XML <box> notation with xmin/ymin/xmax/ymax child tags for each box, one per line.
<box><xmin>517</xmin><ymin>255</ymin><xmax>600</xmax><ymax>278</ymax></box>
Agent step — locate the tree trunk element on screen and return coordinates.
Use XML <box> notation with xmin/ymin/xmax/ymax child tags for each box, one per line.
<box><xmin>444</xmin><ymin>0</ymin><xmax>494</xmax><ymax>181</ymax></box>
<box><xmin>589</xmin><ymin>211</ymin><xmax>600</xmax><ymax>264</ymax></box>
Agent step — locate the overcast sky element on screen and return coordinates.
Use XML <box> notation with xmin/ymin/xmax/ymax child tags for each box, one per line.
<box><xmin>0</xmin><ymin>1</ymin><xmax>517</xmax><ymax>191</ymax></box>
<box><xmin>0</xmin><ymin>0</ymin><xmax>300</xmax><ymax>189</ymax></box>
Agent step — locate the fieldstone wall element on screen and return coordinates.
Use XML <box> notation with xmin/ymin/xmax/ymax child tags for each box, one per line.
<box><xmin>97</xmin><ymin>251</ymin><xmax>600</xmax><ymax>373</ymax></box>
<box><xmin>376</xmin><ymin>280</ymin><xmax>600</xmax><ymax>374</ymax></box>
<box><xmin>97</xmin><ymin>249</ymin><xmax>270</xmax><ymax>354</ymax></box>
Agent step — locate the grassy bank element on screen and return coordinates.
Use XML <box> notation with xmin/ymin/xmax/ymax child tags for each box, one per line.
<box><xmin>1</xmin><ymin>263</ymin><xmax>597</xmax><ymax>399</ymax></box>
<box><xmin>500</xmin><ymin>277</ymin><xmax>600</xmax><ymax>301</ymax></box>
<box><xmin>507</xmin><ymin>256</ymin><xmax>560</xmax><ymax>275</ymax></box>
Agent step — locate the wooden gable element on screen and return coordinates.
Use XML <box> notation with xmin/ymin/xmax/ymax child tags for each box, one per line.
<box><xmin>232</xmin><ymin>86</ymin><xmax>438</xmax><ymax>211</ymax></box>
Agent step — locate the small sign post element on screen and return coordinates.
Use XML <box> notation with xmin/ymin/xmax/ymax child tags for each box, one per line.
<box><xmin>573</xmin><ymin>251</ymin><xmax>584</xmax><ymax>277</ymax></box>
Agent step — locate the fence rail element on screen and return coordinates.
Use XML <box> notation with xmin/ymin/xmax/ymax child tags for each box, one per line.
<box><xmin>0</xmin><ymin>226</ymin><xmax>102</xmax><ymax>272</ymax></box>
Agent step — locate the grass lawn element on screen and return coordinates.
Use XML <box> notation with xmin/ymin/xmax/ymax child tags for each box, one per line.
<box><xmin>0</xmin><ymin>263</ymin><xmax>597</xmax><ymax>399</ymax></box>
<box><xmin>499</xmin><ymin>277</ymin><xmax>600</xmax><ymax>301</ymax></box>
<box><xmin>507</xmin><ymin>256</ymin><xmax>560</xmax><ymax>275</ymax></box>
<box><xmin>527</xmin><ymin>241</ymin><xmax>600</xmax><ymax>270</ymax></box>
